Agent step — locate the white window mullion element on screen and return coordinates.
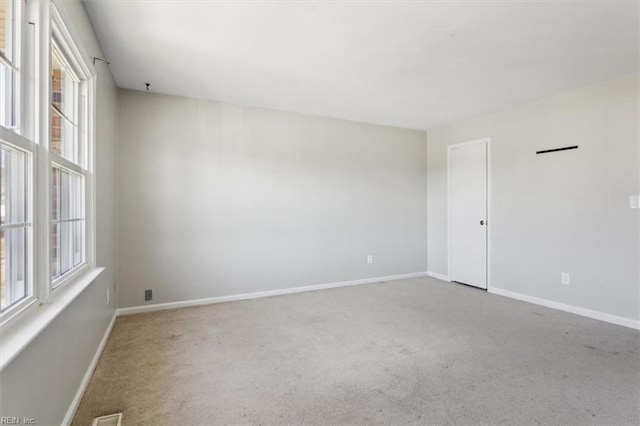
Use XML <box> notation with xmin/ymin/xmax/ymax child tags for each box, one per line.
<box><xmin>35</xmin><ymin>0</ymin><xmax>51</xmax><ymax>305</ymax></box>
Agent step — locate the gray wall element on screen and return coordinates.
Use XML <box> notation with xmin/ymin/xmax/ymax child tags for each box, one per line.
<box><xmin>427</xmin><ymin>73</ymin><xmax>640</xmax><ymax>322</ymax></box>
<box><xmin>0</xmin><ymin>1</ymin><xmax>118</xmax><ymax>423</ymax></box>
<box><xmin>117</xmin><ymin>90</ymin><xmax>428</xmax><ymax>308</ymax></box>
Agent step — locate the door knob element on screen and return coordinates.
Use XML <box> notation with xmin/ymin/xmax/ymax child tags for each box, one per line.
<box><xmin>480</xmin><ymin>220</ymin><xmax>485</xmax><ymax>225</ymax></box>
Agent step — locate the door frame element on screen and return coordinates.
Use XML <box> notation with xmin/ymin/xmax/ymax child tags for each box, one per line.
<box><xmin>447</xmin><ymin>137</ymin><xmax>492</xmax><ymax>290</ymax></box>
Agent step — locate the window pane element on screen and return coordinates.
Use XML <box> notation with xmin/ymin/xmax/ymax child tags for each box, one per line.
<box><xmin>51</xmin><ymin>215</ymin><xmax>66</xmax><ymax>279</ymax></box>
<box><xmin>52</xmin><ymin>166</ymin><xmax>83</xmax><ymax>221</ymax></box>
<box><xmin>1</xmin><ymin>226</ymin><xmax>27</xmax><ymax>312</ymax></box>
<box><xmin>51</xmin><ymin>219</ymin><xmax>85</xmax><ymax>281</ymax></box>
<box><xmin>50</xmin><ymin>106</ymin><xmax>63</xmax><ymax>157</ymax></box>
<box><xmin>60</xmin><ymin>166</ymin><xmax>70</xmax><ymax>219</ymax></box>
<box><xmin>1</xmin><ymin>145</ymin><xmax>27</xmax><ymax>226</ymax></box>
<box><xmin>59</xmin><ymin>221</ymin><xmax>71</xmax><ymax>276</ymax></box>
<box><xmin>51</xmin><ymin>45</ymin><xmax>80</xmax><ymax>164</ymax></box>
<box><xmin>0</xmin><ymin>57</ymin><xmax>16</xmax><ymax>129</ymax></box>
<box><xmin>51</xmin><ymin>51</ymin><xmax>78</xmax><ymax>120</ymax></box>
<box><xmin>0</xmin><ymin>0</ymin><xmax>14</xmax><ymax>62</ymax></box>
<box><xmin>1</xmin><ymin>143</ymin><xmax>30</xmax><ymax>313</ymax></box>
<box><xmin>51</xmin><ymin>106</ymin><xmax>78</xmax><ymax>163</ymax></box>
<box><xmin>51</xmin><ymin>165</ymin><xmax>85</xmax><ymax>282</ymax></box>
<box><xmin>51</xmin><ymin>221</ymin><xmax>58</xmax><ymax>278</ymax></box>
<box><xmin>51</xmin><ymin>166</ymin><xmax>59</xmax><ymax>221</ymax></box>
<box><xmin>73</xmin><ymin>219</ymin><xmax>83</xmax><ymax>266</ymax></box>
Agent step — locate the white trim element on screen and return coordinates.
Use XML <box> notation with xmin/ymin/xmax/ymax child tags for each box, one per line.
<box><xmin>427</xmin><ymin>271</ymin><xmax>450</xmax><ymax>282</ymax></box>
<box><xmin>0</xmin><ymin>297</ymin><xmax>38</xmax><ymax>328</ymax></box>
<box><xmin>447</xmin><ymin>137</ymin><xmax>491</xmax><ymax>290</ymax></box>
<box><xmin>0</xmin><ymin>267</ymin><xmax>104</xmax><ymax>372</ymax></box>
<box><xmin>488</xmin><ymin>287</ymin><xmax>640</xmax><ymax>330</ymax></box>
<box><xmin>85</xmin><ymin>76</ymin><xmax>97</xmax><ymax>270</ymax></box>
<box><xmin>117</xmin><ymin>271</ymin><xmax>430</xmax><ymax>316</ymax></box>
<box><xmin>50</xmin><ymin>2</ymin><xmax>95</xmax><ymax>79</ymax></box>
<box><xmin>50</xmin><ymin>152</ymin><xmax>85</xmax><ymax>175</ymax></box>
<box><xmin>0</xmin><ymin>126</ymin><xmax>35</xmax><ymax>152</ymax></box>
<box><xmin>62</xmin><ymin>310</ymin><xmax>117</xmax><ymax>426</ymax></box>
<box><xmin>52</xmin><ymin>262</ymin><xmax>89</xmax><ymax>290</ymax></box>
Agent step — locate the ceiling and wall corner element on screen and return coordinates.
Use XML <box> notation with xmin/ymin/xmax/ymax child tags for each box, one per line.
<box><xmin>83</xmin><ymin>0</ymin><xmax>639</xmax><ymax>131</ymax></box>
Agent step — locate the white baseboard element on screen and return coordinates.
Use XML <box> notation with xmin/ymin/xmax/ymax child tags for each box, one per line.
<box><xmin>488</xmin><ymin>287</ymin><xmax>640</xmax><ymax>330</ymax></box>
<box><xmin>117</xmin><ymin>271</ymin><xmax>430</xmax><ymax>316</ymax></box>
<box><xmin>62</xmin><ymin>310</ymin><xmax>118</xmax><ymax>426</ymax></box>
<box><xmin>427</xmin><ymin>271</ymin><xmax>450</xmax><ymax>282</ymax></box>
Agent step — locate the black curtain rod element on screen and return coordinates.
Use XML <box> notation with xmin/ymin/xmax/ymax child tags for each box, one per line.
<box><xmin>536</xmin><ymin>146</ymin><xmax>578</xmax><ymax>155</ymax></box>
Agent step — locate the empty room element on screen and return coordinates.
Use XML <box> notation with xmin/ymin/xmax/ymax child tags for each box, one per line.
<box><xmin>0</xmin><ymin>0</ymin><xmax>638</xmax><ymax>424</ymax></box>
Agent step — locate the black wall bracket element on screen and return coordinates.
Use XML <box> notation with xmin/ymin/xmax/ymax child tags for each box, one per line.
<box><xmin>93</xmin><ymin>57</ymin><xmax>110</xmax><ymax>65</ymax></box>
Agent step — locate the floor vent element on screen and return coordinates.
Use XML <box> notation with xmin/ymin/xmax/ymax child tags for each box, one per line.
<box><xmin>92</xmin><ymin>413</ymin><xmax>122</xmax><ymax>426</ymax></box>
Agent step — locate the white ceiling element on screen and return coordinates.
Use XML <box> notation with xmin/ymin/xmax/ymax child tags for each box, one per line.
<box><xmin>84</xmin><ymin>0</ymin><xmax>639</xmax><ymax>131</ymax></box>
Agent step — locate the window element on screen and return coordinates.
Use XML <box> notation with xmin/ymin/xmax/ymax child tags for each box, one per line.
<box><xmin>0</xmin><ymin>0</ymin><xmax>32</xmax><ymax>318</ymax></box>
<box><xmin>49</xmin><ymin>32</ymin><xmax>89</xmax><ymax>285</ymax></box>
<box><xmin>51</xmin><ymin>43</ymin><xmax>81</xmax><ymax>164</ymax></box>
<box><xmin>0</xmin><ymin>143</ymin><xmax>30</xmax><ymax>313</ymax></box>
<box><xmin>0</xmin><ymin>0</ymin><xmax>20</xmax><ymax>130</ymax></box>
<box><xmin>0</xmin><ymin>0</ymin><xmax>96</xmax><ymax>327</ymax></box>
<box><xmin>51</xmin><ymin>166</ymin><xmax>84</xmax><ymax>281</ymax></box>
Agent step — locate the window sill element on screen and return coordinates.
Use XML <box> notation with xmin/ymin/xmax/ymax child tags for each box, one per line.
<box><xmin>0</xmin><ymin>267</ymin><xmax>105</xmax><ymax>372</ymax></box>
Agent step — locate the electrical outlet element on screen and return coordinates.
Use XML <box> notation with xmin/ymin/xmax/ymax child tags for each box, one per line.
<box><xmin>367</xmin><ymin>255</ymin><xmax>373</xmax><ymax>264</ymax></box>
<box><xmin>145</xmin><ymin>289</ymin><xmax>153</xmax><ymax>301</ymax></box>
<box><xmin>630</xmin><ymin>195</ymin><xmax>640</xmax><ymax>209</ymax></box>
<box><xmin>106</xmin><ymin>288</ymin><xmax>110</xmax><ymax>305</ymax></box>
<box><xmin>561</xmin><ymin>272</ymin><xmax>570</xmax><ymax>285</ymax></box>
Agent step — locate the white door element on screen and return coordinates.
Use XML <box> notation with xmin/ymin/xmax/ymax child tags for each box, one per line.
<box><xmin>449</xmin><ymin>140</ymin><xmax>488</xmax><ymax>289</ymax></box>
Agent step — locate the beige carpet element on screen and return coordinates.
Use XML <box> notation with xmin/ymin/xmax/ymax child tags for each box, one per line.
<box><xmin>73</xmin><ymin>277</ymin><xmax>640</xmax><ymax>425</ymax></box>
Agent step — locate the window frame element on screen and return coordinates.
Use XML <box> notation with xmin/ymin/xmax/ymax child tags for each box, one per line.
<box><xmin>46</xmin><ymin>3</ymin><xmax>96</xmax><ymax>293</ymax></box>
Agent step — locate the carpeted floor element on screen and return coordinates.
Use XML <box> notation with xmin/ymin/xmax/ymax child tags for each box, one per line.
<box><xmin>72</xmin><ymin>277</ymin><xmax>640</xmax><ymax>425</ymax></box>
